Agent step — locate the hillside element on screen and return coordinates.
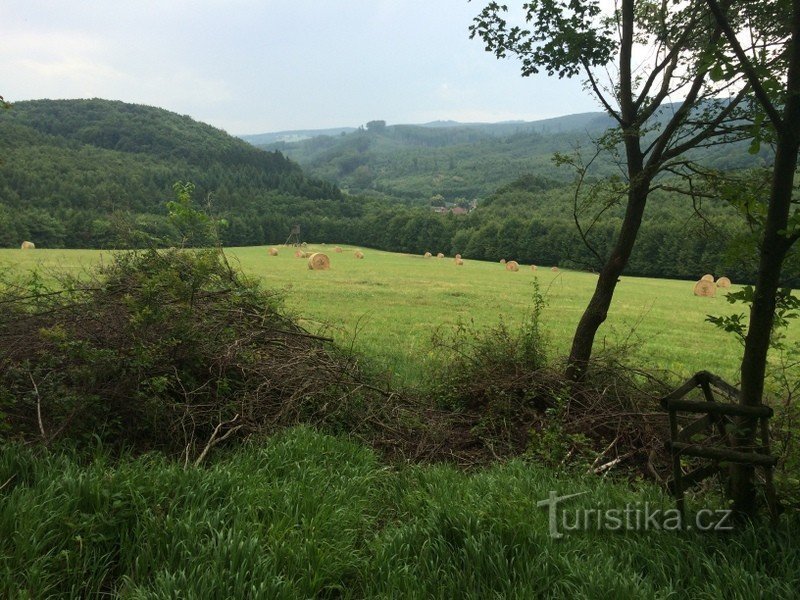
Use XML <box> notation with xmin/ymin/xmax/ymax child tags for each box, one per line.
<box><xmin>0</xmin><ymin>99</ymin><xmax>343</xmax><ymax>248</ymax></box>
<box><xmin>246</xmin><ymin>111</ymin><xmax>769</xmax><ymax>201</ymax></box>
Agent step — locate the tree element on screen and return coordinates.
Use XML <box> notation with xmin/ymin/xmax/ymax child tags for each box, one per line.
<box><xmin>471</xmin><ymin>0</ymin><xmax>753</xmax><ymax>380</ymax></box>
<box><xmin>366</xmin><ymin>120</ymin><xmax>387</xmax><ymax>132</ymax></box>
<box><xmin>704</xmin><ymin>0</ymin><xmax>800</xmax><ymax>517</ymax></box>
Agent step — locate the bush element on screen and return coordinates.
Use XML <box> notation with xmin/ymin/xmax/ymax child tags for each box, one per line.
<box><xmin>0</xmin><ymin>248</ymin><xmax>381</xmax><ymax>460</ymax></box>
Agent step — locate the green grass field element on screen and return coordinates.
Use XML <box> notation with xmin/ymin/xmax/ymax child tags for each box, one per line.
<box><xmin>3</xmin><ymin>246</ymin><xmax>800</xmax><ymax>598</ymax></box>
<box><xmin>2</xmin><ymin>428</ymin><xmax>799</xmax><ymax>598</ymax></box>
<box><xmin>4</xmin><ymin>244</ymin><xmax>795</xmax><ymax>387</ymax></box>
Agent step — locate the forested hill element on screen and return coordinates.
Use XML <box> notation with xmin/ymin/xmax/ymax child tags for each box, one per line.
<box><xmin>248</xmin><ymin>112</ymin><xmax>769</xmax><ymax>202</ymax></box>
<box><xmin>0</xmin><ymin>99</ymin><xmax>342</xmax><ymax>247</ymax></box>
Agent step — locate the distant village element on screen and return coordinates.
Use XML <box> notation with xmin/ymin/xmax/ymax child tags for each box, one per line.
<box><xmin>430</xmin><ymin>198</ymin><xmax>478</xmax><ymax>215</ymax></box>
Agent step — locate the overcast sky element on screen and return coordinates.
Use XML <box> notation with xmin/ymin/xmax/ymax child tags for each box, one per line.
<box><xmin>1</xmin><ymin>0</ymin><xmax>602</xmax><ymax>135</ymax></box>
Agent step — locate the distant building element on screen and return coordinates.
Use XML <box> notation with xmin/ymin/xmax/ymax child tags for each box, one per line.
<box><xmin>430</xmin><ymin>200</ymin><xmax>477</xmax><ymax>215</ymax></box>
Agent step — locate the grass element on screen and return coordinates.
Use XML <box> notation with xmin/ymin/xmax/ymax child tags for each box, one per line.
<box><xmin>1</xmin><ymin>427</ymin><xmax>798</xmax><ymax>599</ymax></box>
<box><xmin>3</xmin><ymin>247</ymin><xmax>799</xmax><ymax>598</ymax></box>
<box><xmin>4</xmin><ymin>245</ymin><xmax>797</xmax><ymax>387</ymax></box>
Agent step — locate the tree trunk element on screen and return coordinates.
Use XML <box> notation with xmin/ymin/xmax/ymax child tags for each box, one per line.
<box><xmin>566</xmin><ymin>181</ymin><xmax>649</xmax><ymax>381</ymax></box>
<box><xmin>731</xmin><ymin>136</ymin><xmax>799</xmax><ymax>516</ymax></box>
<box><xmin>729</xmin><ymin>0</ymin><xmax>800</xmax><ymax>519</ymax></box>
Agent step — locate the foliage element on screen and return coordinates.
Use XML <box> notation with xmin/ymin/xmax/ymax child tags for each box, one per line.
<box><xmin>0</xmin><ymin>99</ymin><xmax>340</xmax><ymax>248</ymax></box>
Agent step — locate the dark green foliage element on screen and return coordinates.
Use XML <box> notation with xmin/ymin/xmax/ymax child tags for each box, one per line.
<box><xmin>0</xmin><ymin>99</ymin><xmax>340</xmax><ymax>248</ymax></box>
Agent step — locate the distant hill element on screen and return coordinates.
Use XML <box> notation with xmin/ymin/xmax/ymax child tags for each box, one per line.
<box><xmin>242</xmin><ymin>110</ymin><xmax>765</xmax><ymax>201</ymax></box>
<box><xmin>0</xmin><ymin>99</ymin><xmax>343</xmax><ymax>248</ymax></box>
<box><xmin>241</xmin><ymin>127</ymin><xmax>358</xmax><ymax>146</ymax></box>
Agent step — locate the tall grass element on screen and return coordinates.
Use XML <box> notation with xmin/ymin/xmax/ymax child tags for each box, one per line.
<box><xmin>1</xmin><ymin>428</ymin><xmax>798</xmax><ymax>598</ymax></box>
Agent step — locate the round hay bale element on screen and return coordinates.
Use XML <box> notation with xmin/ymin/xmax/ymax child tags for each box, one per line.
<box><xmin>20</xmin><ymin>241</ymin><xmax>35</xmax><ymax>250</ymax></box>
<box><xmin>301</xmin><ymin>242</ymin><xmax>308</xmax><ymax>248</ymax></box>
<box><xmin>268</xmin><ymin>247</ymin><xmax>279</xmax><ymax>256</ymax></box>
<box><xmin>551</xmin><ymin>266</ymin><xmax>559</xmax><ymax>272</ymax></box>
<box><xmin>531</xmin><ymin>265</ymin><xmax>537</xmax><ymax>271</ymax></box>
<box><xmin>354</xmin><ymin>250</ymin><xmax>364</xmax><ymax>259</ymax></box>
<box><xmin>505</xmin><ymin>260</ymin><xmax>519</xmax><ymax>272</ymax></box>
<box><xmin>424</xmin><ymin>251</ymin><xmax>432</xmax><ymax>258</ymax></box>
<box><xmin>307</xmin><ymin>252</ymin><xmax>331</xmax><ymax>270</ymax></box>
<box><xmin>455</xmin><ymin>257</ymin><xmax>464</xmax><ymax>266</ymax></box>
<box><xmin>455</xmin><ymin>253</ymin><xmax>462</xmax><ymax>260</ymax></box>
<box><xmin>701</xmin><ymin>274</ymin><xmax>715</xmax><ymax>283</ymax></box>
<box><xmin>694</xmin><ymin>280</ymin><xmax>716</xmax><ymax>297</ymax></box>
<box><xmin>436</xmin><ymin>252</ymin><xmax>444</xmax><ymax>258</ymax></box>
<box><xmin>294</xmin><ymin>250</ymin><xmax>307</xmax><ymax>258</ymax></box>
<box><xmin>716</xmin><ymin>276</ymin><xmax>732</xmax><ymax>288</ymax></box>
<box><xmin>334</xmin><ymin>246</ymin><xmax>343</xmax><ymax>253</ymax></box>
<box><xmin>500</xmin><ymin>258</ymin><xmax>506</xmax><ymax>264</ymax></box>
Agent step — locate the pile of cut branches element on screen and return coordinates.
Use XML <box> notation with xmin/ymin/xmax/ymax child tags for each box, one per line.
<box><xmin>0</xmin><ymin>249</ymin><xmax>396</xmax><ymax>462</ymax></box>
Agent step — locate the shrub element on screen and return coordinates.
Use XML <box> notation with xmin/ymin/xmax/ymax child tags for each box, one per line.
<box><xmin>0</xmin><ymin>248</ymin><xmax>380</xmax><ymax>460</ymax></box>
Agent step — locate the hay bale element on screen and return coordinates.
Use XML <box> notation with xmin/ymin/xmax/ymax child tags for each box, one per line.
<box><xmin>455</xmin><ymin>253</ymin><xmax>462</xmax><ymax>260</ymax></box>
<box><xmin>294</xmin><ymin>250</ymin><xmax>307</xmax><ymax>258</ymax></box>
<box><xmin>268</xmin><ymin>247</ymin><xmax>279</xmax><ymax>256</ymax></box>
<box><xmin>354</xmin><ymin>250</ymin><xmax>364</xmax><ymax>259</ymax></box>
<box><xmin>716</xmin><ymin>276</ymin><xmax>732</xmax><ymax>288</ymax></box>
<box><xmin>20</xmin><ymin>241</ymin><xmax>35</xmax><ymax>250</ymax></box>
<box><xmin>551</xmin><ymin>266</ymin><xmax>559</xmax><ymax>272</ymax></box>
<box><xmin>436</xmin><ymin>252</ymin><xmax>444</xmax><ymax>258</ymax></box>
<box><xmin>301</xmin><ymin>242</ymin><xmax>308</xmax><ymax>248</ymax></box>
<box><xmin>505</xmin><ymin>260</ymin><xmax>519</xmax><ymax>272</ymax></box>
<box><xmin>693</xmin><ymin>280</ymin><xmax>716</xmax><ymax>297</ymax></box>
<box><xmin>455</xmin><ymin>257</ymin><xmax>464</xmax><ymax>266</ymax></box>
<box><xmin>531</xmin><ymin>265</ymin><xmax>537</xmax><ymax>271</ymax></box>
<box><xmin>307</xmin><ymin>252</ymin><xmax>331</xmax><ymax>270</ymax></box>
<box><xmin>334</xmin><ymin>246</ymin><xmax>343</xmax><ymax>253</ymax></box>
<box><xmin>500</xmin><ymin>258</ymin><xmax>506</xmax><ymax>264</ymax></box>
<box><xmin>424</xmin><ymin>251</ymin><xmax>432</xmax><ymax>258</ymax></box>
<box><xmin>701</xmin><ymin>274</ymin><xmax>715</xmax><ymax>283</ymax></box>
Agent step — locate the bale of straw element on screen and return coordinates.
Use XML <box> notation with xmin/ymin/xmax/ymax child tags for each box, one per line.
<box><xmin>505</xmin><ymin>260</ymin><xmax>519</xmax><ymax>272</ymax></box>
<box><xmin>334</xmin><ymin>246</ymin><xmax>343</xmax><ymax>253</ymax></box>
<box><xmin>455</xmin><ymin>253</ymin><xmax>462</xmax><ymax>260</ymax></box>
<box><xmin>701</xmin><ymin>274</ymin><xmax>715</xmax><ymax>283</ymax></box>
<box><xmin>301</xmin><ymin>242</ymin><xmax>308</xmax><ymax>248</ymax></box>
<box><xmin>500</xmin><ymin>258</ymin><xmax>506</xmax><ymax>264</ymax></box>
<box><xmin>20</xmin><ymin>241</ymin><xmax>35</xmax><ymax>250</ymax></box>
<box><xmin>551</xmin><ymin>266</ymin><xmax>559</xmax><ymax>272</ymax></box>
<box><xmin>424</xmin><ymin>251</ymin><xmax>432</xmax><ymax>258</ymax></box>
<box><xmin>455</xmin><ymin>257</ymin><xmax>464</xmax><ymax>266</ymax></box>
<box><xmin>354</xmin><ymin>250</ymin><xmax>365</xmax><ymax>259</ymax></box>
<box><xmin>436</xmin><ymin>252</ymin><xmax>444</xmax><ymax>258</ymax></box>
<box><xmin>531</xmin><ymin>265</ymin><xmax>537</xmax><ymax>271</ymax></box>
<box><xmin>716</xmin><ymin>276</ymin><xmax>732</xmax><ymax>288</ymax></box>
<box><xmin>693</xmin><ymin>280</ymin><xmax>716</xmax><ymax>297</ymax></box>
<box><xmin>294</xmin><ymin>250</ymin><xmax>307</xmax><ymax>258</ymax></box>
<box><xmin>268</xmin><ymin>247</ymin><xmax>279</xmax><ymax>256</ymax></box>
<box><xmin>307</xmin><ymin>252</ymin><xmax>331</xmax><ymax>270</ymax></box>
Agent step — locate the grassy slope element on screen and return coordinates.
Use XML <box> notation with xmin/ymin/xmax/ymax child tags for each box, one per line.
<box><xmin>4</xmin><ymin>245</ymin><xmax>797</xmax><ymax>388</ymax></box>
<box><xmin>2</xmin><ymin>428</ymin><xmax>798</xmax><ymax>598</ymax></box>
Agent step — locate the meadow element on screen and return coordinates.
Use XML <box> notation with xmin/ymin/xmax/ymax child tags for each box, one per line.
<box><xmin>3</xmin><ymin>244</ymin><xmax>796</xmax><ymax>388</ymax></box>
<box><xmin>3</xmin><ymin>245</ymin><xmax>800</xmax><ymax>598</ymax></box>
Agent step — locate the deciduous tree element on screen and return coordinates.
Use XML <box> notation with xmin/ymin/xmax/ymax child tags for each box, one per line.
<box><xmin>471</xmin><ymin>0</ymin><xmax>753</xmax><ymax>380</ymax></box>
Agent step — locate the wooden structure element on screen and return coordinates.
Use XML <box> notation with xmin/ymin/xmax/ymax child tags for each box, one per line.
<box><xmin>284</xmin><ymin>224</ymin><xmax>301</xmax><ymax>247</ymax></box>
<box><xmin>660</xmin><ymin>371</ymin><xmax>779</xmax><ymax>519</ymax></box>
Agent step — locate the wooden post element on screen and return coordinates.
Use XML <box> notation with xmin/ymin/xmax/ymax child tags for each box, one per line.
<box><xmin>667</xmin><ymin>407</ymin><xmax>684</xmax><ymax>517</ymax></box>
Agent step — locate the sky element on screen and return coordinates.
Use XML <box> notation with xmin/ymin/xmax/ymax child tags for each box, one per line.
<box><xmin>0</xmin><ymin>0</ymin><xmax>602</xmax><ymax>135</ymax></box>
